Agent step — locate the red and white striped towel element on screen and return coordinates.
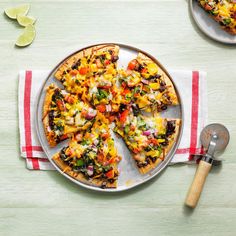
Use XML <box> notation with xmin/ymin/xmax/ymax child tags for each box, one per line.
<box><xmin>18</xmin><ymin>70</ymin><xmax>207</xmax><ymax>170</ymax></box>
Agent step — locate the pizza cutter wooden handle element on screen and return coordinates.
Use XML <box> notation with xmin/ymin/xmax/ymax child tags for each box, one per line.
<box><xmin>185</xmin><ymin>160</ymin><xmax>212</xmax><ymax>208</ymax></box>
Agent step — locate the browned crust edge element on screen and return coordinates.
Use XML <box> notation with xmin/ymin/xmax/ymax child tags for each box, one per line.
<box><xmin>54</xmin><ymin>44</ymin><xmax>120</xmax><ymax>81</ymax></box>
<box><xmin>42</xmin><ymin>84</ymin><xmax>58</xmax><ymax>147</ymax></box>
<box><xmin>52</xmin><ymin>153</ymin><xmax>117</xmax><ymax>188</ymax></box>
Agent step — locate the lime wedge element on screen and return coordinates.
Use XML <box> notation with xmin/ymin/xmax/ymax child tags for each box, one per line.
<box><xmin>17</xmin><ymin>14</ymin><xmax>36</xmax><ymax>26</ymax></box>
<box><xmin>15</xmin><ymin>24</ymin><xmax>36</xmax><ymax>47</ymax></box>
<box><xmin>4</xmin><ymin>4</ymin><xmax>30</xmax><ymax>19</ymax></box>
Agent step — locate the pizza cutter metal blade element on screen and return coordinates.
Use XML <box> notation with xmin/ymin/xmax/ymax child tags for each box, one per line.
<box><xmin>185</xmin><ymin>123</ymin><xmax>230</xmax><ymax>208</ymax></box>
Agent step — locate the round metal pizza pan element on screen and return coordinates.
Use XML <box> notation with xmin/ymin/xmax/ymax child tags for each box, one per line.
<box><xmin>190</xmin><ymin>0</ymin><xmax>236</xmax><ymax>45</ymax></box>
<box><xmin>36</xmin><ymin>43</ymin><xmax>183</xmax><ymax>192</ymax></box>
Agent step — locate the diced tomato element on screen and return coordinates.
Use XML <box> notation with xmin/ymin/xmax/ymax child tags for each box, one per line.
<box><xmin>69</xmin><ymin>70</ymin><xmax>78</xmax><ymax>76</ymax></box>
<box><xmin>105</xmin><ymin>169</ymin><xmax>114</xmax><ymax>179</ymax></box>
<box><xmin>120</xmin><ymin>109</ymin><xmax>129</xmax><ymax>123</ymax></box>
<box><xmin>122</xmin><ymin>88</ymin><xmax>131</xmax><ymax>96</ymax></box>
<box><xmin>104</xmin><ymin>60</ymin><xmax>110</xmax><ymax>65</ymax></box>
<box><xmin>108</xmin><ymin>157</ymin><xmax>120</xmax><ymax>164</ymax></box>
<box><xmin>81</xmin><ymin>109</ymin><xmax>88</xmax><ymax>117</ymax></box>
<box><xmin>204</xmin><ymin>4</ymin><xmax>212</xmax><ymax>11</ymax></box>
<box><xmin>128</xmin><ymin>60</ymin><xmax>138</xmax><ymax>70</ymax></box>
<box><xmin>108</xmin><ymin>115</ymin><xmax>115</xmax><ymax>122</ymax></box>
<box><xmin>148</xmin><ymin>138</ymin><xmax>159</xmax><ymax>145</ymax></box>
<box><xmin>56</xmin><ymin>100</ymin><xmax>66</xmax><ymax>111</ymax></box>
<box><xmin>60</xmin><ymin>134</ymin><xmax>68</xmax><ymax>140</ymax></box>
<box><xmin>101</xmin><ymin>133</ymin><xmax>109</xmax><ymax>140</ymax></box>
<box><xmin>133</xmin><ymin>147</ymin><xmax>141</xmax><ymax>154</ymax></box>
<box><xmin>79</xmin><ymin>67</ymin><xmax>88</xmax><ymax>75</ymax></box>
<box><xmin>65</xmin><ymin>95</ymin><xmax>75</xmax><ymax>104</ymax></box>
<box><xmin>97</xmin><ymin>104</ymin><xmax>106</xmax><ymax>113</ymax></box>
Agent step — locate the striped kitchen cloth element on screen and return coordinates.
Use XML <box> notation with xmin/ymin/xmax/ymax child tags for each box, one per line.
<box><xmin>18</xmin><ymin>70</ymin><xmax>207</xmax><ymax>170</ymax></box>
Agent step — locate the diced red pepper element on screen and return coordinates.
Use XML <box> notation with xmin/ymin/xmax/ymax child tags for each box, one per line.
<box><xmin>120</xmin><ymin>109</ymin><xmax>129</xmax><ymax>123</ymax></box>
<box><xmin>108</xmin><ymin>156</ymin><xmax>120</xmax><ymax>164</ymax></box>
<box><xmin>104</xmin><ymin>60</ymin><xmax>110</xmax><ymax>65</ymax></box>
<box><xmin>56</xmin><ymin>100</ymin><xmax>66</xmax><ymax>111</ymax></box>
<box><xmin>128</xmin><ymin>60</ymin><xmax>138</xmax><ymax>70</ymax></box>
<box><xmin>108</xmin><ymin>115</ymin><xmax>115</xmax><ymax>122</ymax></box>
<box><xmin>79</xmin><ymin>67</ymin><xmax>88</xmax><ymax>75</ymax></box>
<box><xmin>96</xmin><ymin>104</ymin><xmax>106</xmax><ymax>113</ymax></box>
<box><xmin>101</xmin><ymin>133</ymin><xmax>109</xmax><ymax>140</ymax></box>
<box><xmin>105</xmin><ymin>169</ymin><xmax>114</xmax><ymax>179</ymax></box>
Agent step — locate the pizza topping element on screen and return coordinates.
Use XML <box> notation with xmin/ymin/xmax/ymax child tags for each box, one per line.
<box><xmin>48</xmin><ymin>47</ymin><xmax>180</xmax><ymax>187</ymax></box>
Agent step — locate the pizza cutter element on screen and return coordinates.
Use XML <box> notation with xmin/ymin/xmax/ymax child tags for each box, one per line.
<box><xmin>185</xmin><ymin>123</ymin><xmax>230</xmax><ymax>208</ymax></box>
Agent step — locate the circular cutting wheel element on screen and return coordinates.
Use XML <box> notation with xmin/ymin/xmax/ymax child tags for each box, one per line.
<box><xmin>200</xmin><ymin>123</ymin><xmax>230</xmax><ymax>152</ymax></box>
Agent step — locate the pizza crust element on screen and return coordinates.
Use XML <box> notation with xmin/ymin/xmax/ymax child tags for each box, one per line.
<box><xmin>54</xmin><ymin>44</ymin><xmax>119</xmax><ymax>81</ymax></box>
<box><xmin>42</xmin><ymin>84</ymin><xmax>58</xmax><ymax>147</ymax></box>
<box><xmin>52</xmin><ymin>153</ymin><xmax>117</xmax><ymax>188</ymax></box>
<box><xmin>137</xmin><ymin>52</ymin><xmax>179</xmax><ymax>105</ymax></box>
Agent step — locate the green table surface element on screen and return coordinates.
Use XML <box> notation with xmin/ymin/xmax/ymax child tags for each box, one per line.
<box><xmin>1</xmin><ymin>0</ymin><xmax>236</xmax><ymax>235</ymax></box>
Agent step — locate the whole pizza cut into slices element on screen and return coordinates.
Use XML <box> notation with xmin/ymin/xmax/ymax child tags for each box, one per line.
<box><xmin>42</xmin><ymin>84</ymin><xmax>97</xmax><ymax>147</ymax></box>
<box><xmin>118</xmin><ymin>52</ymin><xmax>178</xmax><ymax>112</ymax></box>
<box><xmin>198</xmin><ymin>0</ymin><xmax>236</xmax><ymax>35</ymax></box>
<box><xmin>52</xmin><ymin>112</ymin><xmax>121</xmax><ymax>188</ymax></box>
<box><xmin>114</xmin><ymin>106</ymin><xmax>180</xmax><ymax>174</ymax></box>
<box><xmin>42</xmin><ymin>44</ymin><xmax>182</xmax><ymax>188</ymax></box>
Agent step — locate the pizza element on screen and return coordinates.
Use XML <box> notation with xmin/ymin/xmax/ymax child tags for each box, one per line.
<box><xmin>198</xmin><ymin>0</ymin><xmax>236</xmax><ymax>35</ymax></box>
<box><xmin>114</xmin><ymin>106</ymin><xmax>180</xmax><ymax>174</ymax></box>
<box><xmin>42</xmin><ymin>84</ymin><xmax>97</xmax><ymax>147</ymax></box>
<box><xmin>53</xmin><ymin>113</ymin><xmax>121</xmax><ymax>188</ymax></box>
<box><xmin>118</xmin><ymin>52</ymin><xmax>178</xmax><ymax>112</ymax></box>
<box><xmin>42</xmin><ymin>44</ymin><xmax>181</xmax><ymax>188</ymax></box>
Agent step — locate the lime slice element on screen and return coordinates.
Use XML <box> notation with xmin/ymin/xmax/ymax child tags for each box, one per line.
<box><xmin>17</xmin><ymin>14</ymin><xmax>36</xmax><ymax>26</ymax></box>
<box><xmin>4</xmin><ymin>4</ymin><xmax>30</xmax><ymax>19</ymax></box>
<box><xmin>15</xmin><ymin>24</ymin><xmax>36</xmax><ymax>47</ymax></box>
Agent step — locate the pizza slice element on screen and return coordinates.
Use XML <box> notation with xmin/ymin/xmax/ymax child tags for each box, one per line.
<box><xmin>52</xmin><ymin>112</ymin><xmax>121</xmax><ymax>188</ymax></box>
<box><xmin>198</xmin><ymin>0</ymin><xmax>236</xmax><ymax>35</ymax></box>
<box><xmin>42</xmin><ymin>84</ymin><xmax>97</xmax><ymax>147</ymax></box>
<box><xmin>114</xmin><ymin>107</ymin><xmax>180</xmax><ymax>174</ymax></box>
<box><xmin>54</xmin><ymin>44</ymin><xmax>119</xmax><ymax>95</ymax></box>
<box><xmin>118</xmin><ymin>52</ymin><xmax>178</xmax><ymax>112</ymax></box>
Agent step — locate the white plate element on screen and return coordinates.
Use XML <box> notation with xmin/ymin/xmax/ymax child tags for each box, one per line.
<box><xmin>190</xmin><ymin>0</ymin><xmax>236</xmax><ymax>44</ymax></box>
<box><xmin>36</xmin><ymin>43</ymin><xmax>183</xmax><ymax>192</ymax></box>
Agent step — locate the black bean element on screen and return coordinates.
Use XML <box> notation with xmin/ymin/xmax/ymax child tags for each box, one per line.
<box><xmin>111</xmin><ymin>55</ymin><xmax>119</xmax><ymax>63</ymax></box>
<box><xmin>161</xmin><ymin>105</ymin><xmax>167</xmax><ymax>111</ymax></box>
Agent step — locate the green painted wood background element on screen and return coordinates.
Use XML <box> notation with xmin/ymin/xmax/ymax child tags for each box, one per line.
<box><xmin>0</xmin><ymin>0</ymin><xmax>236</xmax><ymax>235</ymax></box>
